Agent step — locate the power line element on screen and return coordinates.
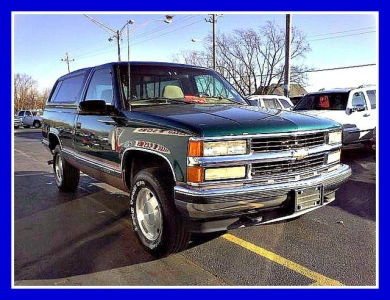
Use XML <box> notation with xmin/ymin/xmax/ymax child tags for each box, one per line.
<box><xmin>132</xmin><ymin>19</ymin><xmax>204</xmax><ymax>46</ymax></box>
<box><xmin>222</xmin><ymin>63</ymin><xmax>376</xmax><ymax>80</ymax></box>
<box><xmin>131</xmin><ymin>15</ymin><xmax>195</xmax><ymax>40</ymax></box>
<box><xmin>307</xmin><ymin>26</ymin><xmax>376</xmax><ymax>38</ymax></box>
<box><xmin>296</xmin><ymin>63</ymin><xmax>376</xmax><ymax>74</ymax></box>
<box><xmin>309</xmin><ymin>30</ymin><xmax>376</xmax><ymax>42</ymax></box>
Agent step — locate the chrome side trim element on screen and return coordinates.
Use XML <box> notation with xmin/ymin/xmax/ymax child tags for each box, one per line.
<box><xmin>62</xmin><ymin>148</ymin><xmax>122</xmax><ymax>175</ymax></box>
<box><xmin>190</xmin><ymin>128</ymin><xmax>341</xmax><ymax>141</ymax></box>
<box><xmin>120</xmin><ymin>147</ymin><xmax>177</xmax><ymax>181</ymax></box>
<box><xmin>175</xmin><ymin>164</ymin><xmax>351</xmax><ymax>197</ymax></box>
<box><xmin>188</xmin><ymin>143</ymin><xmax>341</xmax><ymax>167</ymax></box>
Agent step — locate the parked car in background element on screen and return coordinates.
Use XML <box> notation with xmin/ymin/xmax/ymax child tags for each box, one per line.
<box><xmin>246</xmin><ymin>95</ymin><xmax>294</xmax><ymax>110</ymax></box>
<box><xmin>17</xmin><ymin>110</ymin><xmax>43</xmax><ymax>128</ymax></box>
<box><xmin>14</xmin><ymin>115</ymin><xmax>22</xmax><ymax>129</ymax></box>
<box><xmin>293</xmin><ymin>85</ymin><xmax>377</xmax><ymax>147</ymax></box>
<box><xmin>42</xmin><ymin>62</ymin><xmax>351</xmax><ymax>256</ymax></box>
<box><xmin>290</xmin><ymin>95</ymin><xmax>305</xmax><ymax>105</ymax></box>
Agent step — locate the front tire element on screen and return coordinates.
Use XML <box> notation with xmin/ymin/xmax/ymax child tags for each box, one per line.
<box><xmin>130</xmin><ymin>168</ymin><xmax>190</xmax><ymax>257</ymax></box>
<box><xmin>53</xmin><ymin>145</ymin><xmax>80</xmax><ymax>192</ymax></box>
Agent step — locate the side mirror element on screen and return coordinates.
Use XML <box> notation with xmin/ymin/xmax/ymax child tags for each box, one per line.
<box><xmin>79</xmin><ymin>100</ymin><xmax>107</xmax><ymax>114</ymax></box>
<box><xmin>346</xmin><ymin>107</ymin><xmax>353</xmax><ymax>115</ymax></box>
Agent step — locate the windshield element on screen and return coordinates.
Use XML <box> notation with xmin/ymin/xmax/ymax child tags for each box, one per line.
<box><xmin>119</xmin><ymin>65</ymin><xmax>246</xmax><ymax>107</ymax></box>
<box><xmin>294</xmin><ymin>93</ymin><xmax>349</xmax><ymax>111</ymax></box>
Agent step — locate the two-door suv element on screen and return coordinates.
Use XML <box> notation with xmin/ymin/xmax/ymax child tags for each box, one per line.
<box><xmin>42</xmin><ymin>62</ymin><xmax>351</xmax><ymax>256</ymax></box>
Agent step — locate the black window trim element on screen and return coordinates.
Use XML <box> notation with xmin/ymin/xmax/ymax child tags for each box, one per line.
<box><xmin>48</xmin><ymin>72</ymin><xmax>89</xmax><ymax>105</ymax></box>
<box><xmin>81</xmin><ymin>66</ymin><xmax>117</xmax><ymax>107</ymax></box>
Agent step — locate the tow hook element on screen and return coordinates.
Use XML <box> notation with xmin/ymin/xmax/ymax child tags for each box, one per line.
<box><xmin>47</xmin><ymin>159</ymin><xmax>53</xmax><ymax>165</ymax></box>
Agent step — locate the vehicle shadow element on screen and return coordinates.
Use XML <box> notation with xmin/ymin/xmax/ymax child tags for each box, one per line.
<box><xmin>331</xmin><ymin>146</ymin><xmax>376</xmax><ymax>221</ymax></box>
<box><xmin>14</xmin><ymin>129</ymin><xmax>42</xmax><ymax>141</ymax></box>
<box><xmin>14</xmin><ymin>171</ymin><xmax>217</xmax><ymax>281</ymax></box>
<box><xmin>14</xmin><ymin>170</ymin><xmax>101</xmax><ymax>220</ymax></box>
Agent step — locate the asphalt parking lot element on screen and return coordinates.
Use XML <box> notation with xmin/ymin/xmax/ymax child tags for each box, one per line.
<box><xmin>13</xmin><ymin>128</ymin><xmax>376</xmax><ymax>287</ymax></box>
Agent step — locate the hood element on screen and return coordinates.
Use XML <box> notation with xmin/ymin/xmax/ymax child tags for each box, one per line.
<box><xmin>125</xmin><ymin>104</ymin><xmax>341</xmax><ymax>137</ymax></box>
<box><xmin>295</xmin><ymin>109</ymin><xmax>348</xmax><ymax>125</ymax></box>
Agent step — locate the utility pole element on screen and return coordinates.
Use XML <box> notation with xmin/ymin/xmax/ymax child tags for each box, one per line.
<box><xmin>205</xmin><ymin>14</ymin><xmax>222</xmax><ymax>70</ymax></box>
<box><xmin>284</xmin><ymin>14</ymin><xmax>292</xmax><ymax>97</ymax></box>
<box><xmin>116</xmin><ymin>30</ymin><xmax>121</xmax><ymax>62</ymax></box>
<box><xmin>61</xmin><ymin>52</ymin><xmax>74</xmax><ymax>73</ymax></box>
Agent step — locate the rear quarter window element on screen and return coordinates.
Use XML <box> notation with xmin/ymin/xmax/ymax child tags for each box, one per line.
<box><xmin>50</xmin><ymin>74</ymin><xmax>86</xmax><ymax>103</ymax></box>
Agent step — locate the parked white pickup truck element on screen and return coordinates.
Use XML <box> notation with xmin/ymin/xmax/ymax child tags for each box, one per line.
<box><xmin>293</xmin><ymin>86</ymin><xmax>377</xmax><ymax>147</ymax></box>
<box><xmin>16</xmin><ymin>110</ymin><xmax>43</xmax><ymax>128</ymax></box>
<box><xmin>246</xmin><ymin>95</ymin><xmax>294</xmax><ymax>110</ymax></box>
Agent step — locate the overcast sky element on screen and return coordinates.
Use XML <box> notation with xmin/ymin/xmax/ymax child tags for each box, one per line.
<box><xmin>13</xmin><ymin>12</ymin><xmax>377</xmax><ymax>93</ymax></box>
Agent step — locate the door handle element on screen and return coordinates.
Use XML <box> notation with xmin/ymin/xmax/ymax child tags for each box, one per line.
<box><xmin>76</xmin><ymin>122</ymin><xmax>81</xmax><ymax>129</ymax></box>
<box><xmin>363</xmin><ymin>113</ymin><xmax>370</xmax><ymax>117</ymax></box>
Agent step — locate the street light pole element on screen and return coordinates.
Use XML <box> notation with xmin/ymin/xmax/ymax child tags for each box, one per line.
<box><xmin>84</xmin><ymin>15</ymin><xmax>173</xmax><ymax>63</ymax></box>
<box><xmin>284</xmin><ymin>14</ymin><xmax>292</xmax><ymax>97</ymax></box>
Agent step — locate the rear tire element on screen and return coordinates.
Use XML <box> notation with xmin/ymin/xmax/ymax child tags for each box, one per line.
<box><xmin>130</xmin><ymin>168</ymin><xmax>190</xmax><ymax>257</ymax></box>
<box><xmin>53</xmin><ymin>145</ymin><xmax>80</xmax><ymax>192</ymax></box>
<box><xmin>33</xmin><ymin>120</ymin><xmax>41</xmax><ymax>128</ymax></box>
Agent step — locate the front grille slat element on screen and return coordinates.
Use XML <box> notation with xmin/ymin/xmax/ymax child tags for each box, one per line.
<box><xmin>251</xmin><ymin>154</ymin><xmax>326</xmax><ymax>180</ymax></box>
<box><xmin>251</xmin><ymin>132</ymin><xmax>326</xmax><ymax>153</ymax></box>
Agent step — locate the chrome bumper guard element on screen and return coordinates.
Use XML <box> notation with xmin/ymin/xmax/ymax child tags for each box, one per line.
<box><xmin>175</xmin><ymin>164</ymin><xmax>351</xmax><ymax>233</ymax></box>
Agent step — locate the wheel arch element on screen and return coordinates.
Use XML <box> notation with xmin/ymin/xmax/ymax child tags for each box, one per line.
<box><xmin>121</xmin><ymin>148</ymin><xmax>176</xmax><ymax>190</ymax></box>
<box><xmin>48</xmin><ymin>132</ymin><xmax>62</xmax><ymax>151</ymax></box>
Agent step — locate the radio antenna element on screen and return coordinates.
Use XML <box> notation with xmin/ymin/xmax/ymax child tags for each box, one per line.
<box><xmin>127</xmin><ymin>20</ymin><xmax>134</xmax><ymax>111</ymax></box>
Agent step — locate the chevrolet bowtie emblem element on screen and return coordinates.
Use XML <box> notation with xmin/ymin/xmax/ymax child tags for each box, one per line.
<box><xmin>293</xmin><ymin>148</ymin><xmax>309</xmax><ymax>160</ymax></box>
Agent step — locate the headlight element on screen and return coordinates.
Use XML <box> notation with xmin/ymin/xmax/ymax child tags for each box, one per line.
<box><xmin>328</xmin><ymin>130</ymin><xmax>342</xmax><ymax>144</ymax></box>
<box><xmin>327</xmin><ymin>150</ymin><xmax>341</xmax><ymax>164</ymax></box>
<box><xmin>205</xmin><ymin>166</ymin><xmax>246</xmax><ymax>181</ymax></box>
<box><xmin>203</xmin><ymin>140</ymin><xmax>247</xmax><ymax>156</ymax></box>
<box><xmin>188</xmin><ymin>140</ymin><xmax>247</xmax><ymax>157</ymax></box>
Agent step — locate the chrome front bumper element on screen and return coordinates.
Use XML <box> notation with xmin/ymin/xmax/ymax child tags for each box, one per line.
<box><xmin>343</xmin><ymin>126</ymin><xmax>374</xmax><ymax>145</ymax></box>
<box><xmin>175</xmin><ymin>164</ymin><xmax>351</xmax><ymax>233</ymax></box>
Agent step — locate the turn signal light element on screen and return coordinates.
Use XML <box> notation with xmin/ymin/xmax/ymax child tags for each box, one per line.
<box><xmin>188</xmin><ymin>140</ymin><xmax>203</xmax><ymax>157</ymax></box>
<box><xmin>187</xmin><ymin>166</ymin><xmax>204</xmax><ymax>183</ymax></box>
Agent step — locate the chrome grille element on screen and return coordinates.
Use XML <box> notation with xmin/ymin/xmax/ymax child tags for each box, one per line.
<box><xmin>251</xmin><ymin>154</ymin><xmax>326</xmax><ymax>179</ymax></box>
<box><xmin>251</xmin><ymin>132</ymin><xmax>326</xmax><ymax>153</ymax></box>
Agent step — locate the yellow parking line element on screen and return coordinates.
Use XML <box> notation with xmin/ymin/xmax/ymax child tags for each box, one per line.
<box><xmin>222</xmin><ymin>233</ymin><xmax>343</xmax><ymax>286</ymax></box>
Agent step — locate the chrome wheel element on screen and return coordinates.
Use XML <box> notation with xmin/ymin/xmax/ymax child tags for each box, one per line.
<box><xmin>136</xmin><ymin>187</ymin><xmax>162</xmax><ymax>242</ymax></box>
<box><xmin>55</xmin><ymin>153</ymin><xmax>63</xmax><ymax>185</ymax></box>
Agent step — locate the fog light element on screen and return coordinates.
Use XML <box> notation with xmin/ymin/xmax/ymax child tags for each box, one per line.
<box><xmin>328</xmin><ymin>130</ymin><xmax>342</xmax><ymax>144</ymax></box>
<box><xmin>204</xmin><ymin>166</ymin><xmax>246</xmax><ymax>181</ymax></box>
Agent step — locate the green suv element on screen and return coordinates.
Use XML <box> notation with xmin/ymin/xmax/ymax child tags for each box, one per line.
<box><xmin>42</xmin><ymin>62</ymin><xmax>351</xmax><ymax>256</ymax></box>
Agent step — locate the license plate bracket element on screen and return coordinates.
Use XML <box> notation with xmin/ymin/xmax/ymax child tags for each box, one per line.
<box><xmin>295</xmin><ymin>186</ymin><xmax>323</xmax><ymax>212</ymax></box>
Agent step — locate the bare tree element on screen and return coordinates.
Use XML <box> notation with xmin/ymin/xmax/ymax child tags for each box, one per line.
<box><xmin>14</xmin><ymin>74</ymin><xmax>49</xmax><ymax>113</ymax></box>
<box><xmin>173</xmin><ymin>21</ymin><xmax>311</xmax><ymax>96</ymax></box>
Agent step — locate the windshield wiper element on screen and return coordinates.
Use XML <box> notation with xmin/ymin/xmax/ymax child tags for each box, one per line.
<box><xmin>201</xmin><ymin>95</ymin><xmax>238</xmax><ymax>104</ymax></box>
<box><xmin>131</xmin><ymin>97</ymin><xmax>190</xmax><ymax>104</ymax></box>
